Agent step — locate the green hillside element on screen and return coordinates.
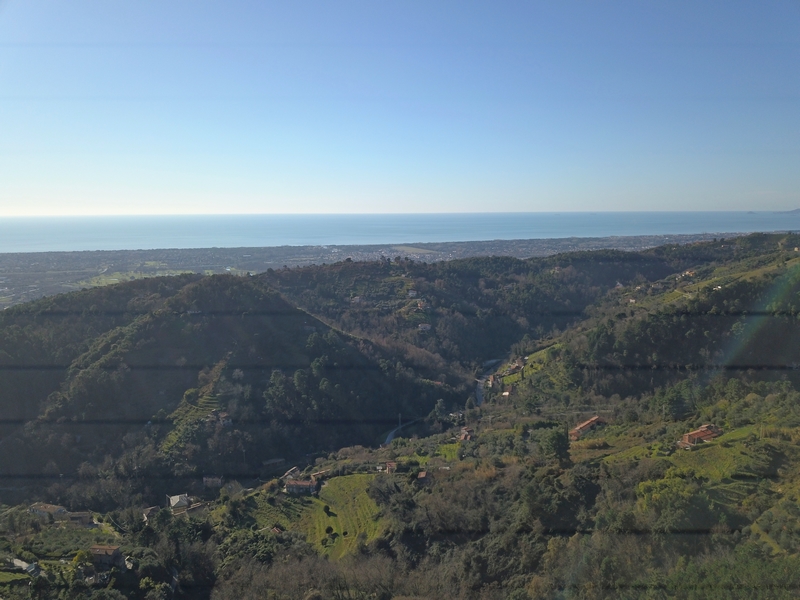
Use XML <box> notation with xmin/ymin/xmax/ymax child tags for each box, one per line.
<box><xmin>4</xmin><ymin>234</ymin><xmax>800</xmax><ymax>599</ymax></box>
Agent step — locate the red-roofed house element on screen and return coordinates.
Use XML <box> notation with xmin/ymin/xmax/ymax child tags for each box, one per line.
<box><xmin>569</xmin><ymin>416</ymin><xmax>606</xmax><ymax>441</ymax></box>
<box><xmin>678</xmin><ymin>424</ymin><xmax>722</xmax><ymax>449</ymax></box>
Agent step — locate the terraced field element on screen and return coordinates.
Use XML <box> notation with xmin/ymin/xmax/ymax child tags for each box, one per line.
<box><xmin>298</xmin><ymin>474</ymin><xmax>386</xmax><ymax>560</ymax></box>
<box><xmin>249</xmin><ymin>493</ymin><xmax>309</xmax><ymax>530</ymax></box>
<box><xmin>161</xmin><ymin>393</ymin><xmax>220</xmax><ymax>453</ymax></box>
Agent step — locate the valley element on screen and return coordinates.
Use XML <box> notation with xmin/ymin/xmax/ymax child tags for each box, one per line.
<box><xmin>1</xmin><ymin>233</ymin><xmax>800</xmax><ymax>599</ymax></box>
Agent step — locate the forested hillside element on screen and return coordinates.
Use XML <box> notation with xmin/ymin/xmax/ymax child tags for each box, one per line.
<box><xmin>0</xmin><ymin>274</ymin><xmax>458</xmax><ymax>510</ymax></box>
<box><xmin>3</xmin><ymin>233</ymin><xmax>800</xmax><ymax>599</ymax></box>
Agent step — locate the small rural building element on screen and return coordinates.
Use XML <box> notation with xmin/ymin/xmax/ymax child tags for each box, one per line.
<box><xmin>142</xmin><ymin>506</ymin><xmax>160</xmax><ymax>523</ymax></box>
<box><xmin>416</xmin><ymin>471</ymin><xmax>431</xmax><ymax>485</ymax></box>
<box><xmin>569</xmin><ymin>416</ymin><xmax>606</xmax><ymax>441</ymax></box>
<box><xmin>285</xmin><ymin>480</ymin><xmax>317</xmax><ymax>495</ymax></box>
<box><xmin>29</xmin><ymin>503</ymin><xmax>67</xmax><ymax>519</ymax></box>
<box><xmin>385</xmin><ymin>461</ymin><xmax>398</xmax><ymax>474</ymax></box>
<box><xmin>166</xmin><ymin>494</ymin><xmax>190</xmax><ymax>509</ymax></box>
<box><xmin>460</xmin><ymin>427</ymin><xmax>474</xmax><ymax>441</ymax></box>
<box><xmin>678</xmin><ymin>424</ymin><xmax>722</xmax><ymax>449</ymax></box>
<box><xmin>282</xmin><ymin>466</ymin><xmax>300</xmax><ymax>481</ymax></box>
<box><xmin>89</xmin><ymin>545</ymin><xmax>124</xmax><ymax>569</ymax></box>
<box><xmin>67</xmin><ymin>512</ymin><xmax>94</xmax><ymax>527</ymax></box>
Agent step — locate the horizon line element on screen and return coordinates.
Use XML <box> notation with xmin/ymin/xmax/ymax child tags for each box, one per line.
<box><xmin>2</xmin><ymin>209</ymin><xmax>798</xmax><ymax>218</ymax></box>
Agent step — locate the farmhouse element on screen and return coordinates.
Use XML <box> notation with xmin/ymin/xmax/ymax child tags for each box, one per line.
<box><xmin>67</xmin><ymin>512</ymin><xmax>94</xmax><ymax>527</ymax></box>
<box><xmin>89</xmin><ymin>545</ymin><xmax>124</xmax><ymax>569</ymax></box>
<box><xmin>569</xmin><ymin>416</ymin><xmax>605</xmax><ymax>441</ymax></box>
<box><xmin>285</xmin><ymin>479</ymin><xmax>317</xmax><ymax>495</ymax></box>
<box><xmin>29</xmin><ymin>502</ymin><xmax>67</xmax><ymax>519</ymax></box>
<box><xmin>677</xmin><ymin>424</ymin><xmax>722</xmax><ymax>449</ymax></box>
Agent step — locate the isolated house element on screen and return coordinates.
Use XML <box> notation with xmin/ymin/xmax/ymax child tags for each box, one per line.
<box><xmin>416</xmin><ymin>471</ymin><xmax>431</xmax><ymax>485</ymax></box>
<box><xmin>67</xmin><ymin>512</ymin><xmax>93</xmax><ymax>527</ymax></box>
<box><xmin>285</xmin><ymin>480</ymin><xmax>317</xmax><ymax>495</ymax></box>
<box><xmin>166</xmin><ymin>494</ymin><xmax>190</xmax><ymax>509</ymax></box>
<box><xmin>29</xmin><ymin>502</ymin><xmax>67</xmax><ymax>519</ymax></box>
<box><xmin>569</xmin><ymin>416</ymin><xmax>606</xmax><ymax>441</ymax></box>
<box><xmin>678</xmin><ymin>424</ymin><xmax>722</xmax><ymax>449</ymax></box>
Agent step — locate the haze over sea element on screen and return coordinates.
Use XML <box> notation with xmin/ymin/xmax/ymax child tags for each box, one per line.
<box><xmin>2</xmin><ymin>212</ymin><xmax>800</xmax><ymax>254</ymax></box>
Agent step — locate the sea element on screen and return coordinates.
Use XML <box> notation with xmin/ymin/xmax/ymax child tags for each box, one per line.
<box><xmin>1</xmin><ymin>212</ymin><xmax>799</xmax><ymax>254</ymax></box>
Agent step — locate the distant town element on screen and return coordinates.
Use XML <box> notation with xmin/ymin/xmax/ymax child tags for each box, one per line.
<box><xmin>0</xmin><ymin>231</ymin><xmax>739</xmax><ymax>309</ymax></box>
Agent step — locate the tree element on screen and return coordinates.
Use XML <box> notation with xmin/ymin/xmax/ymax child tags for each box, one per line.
<box><xmin>540</xmin><ymin>428</ymin><xmax>569</xmax><ymax>460</ymax></box>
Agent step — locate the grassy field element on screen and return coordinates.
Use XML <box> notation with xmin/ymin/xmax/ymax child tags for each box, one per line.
<box><xmin>671</xmin><ymin>437</ymin><xmax>770</xmax><ymax>481</ymax></box>
<box><xmin>298</xmin><ymin>474</ymin><xmax>385</xmax><ymax>560</ymax></box>
<box><xmin>436</xmin><ymin>443</ymin><xmax>460</xmax><ymax>462</ymax></box>
<box><xmin>249</xmin><ymin>493</ymin><xmax>309</xmax><ymax>530</ymax></box>
<box><xmin>0</xmin><ymin>571</ymin><xmax>29</xmax><ymax>583</ymax></box>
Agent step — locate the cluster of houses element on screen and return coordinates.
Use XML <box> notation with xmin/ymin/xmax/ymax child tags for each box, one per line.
<box><xmin>676</xmin><ymin>423</ymin><xmax>722</xmax><ymax>449</ymax></box>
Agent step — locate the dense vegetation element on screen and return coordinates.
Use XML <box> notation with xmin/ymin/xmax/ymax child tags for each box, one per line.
<box><xmin>2</xmin><ymin>232</ymin><xmax>800</xmax><ymax>599</ymax></box>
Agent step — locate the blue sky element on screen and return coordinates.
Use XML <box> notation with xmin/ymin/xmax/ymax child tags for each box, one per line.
<box><xmin>0</xmin><ymin>1</ymin><xmax>798</xmax><ymax>215</ymax></box>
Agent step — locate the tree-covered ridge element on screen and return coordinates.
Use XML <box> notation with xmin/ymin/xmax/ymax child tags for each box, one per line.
<box><xmin>259</xmin><ymin>233</ymin><xmax>800</xmax><ymax>377</ymax></box>
<box><xmin>0</xmin><ymin>274</ymin><xmax>459</xmax><ymax>511</ymax></box>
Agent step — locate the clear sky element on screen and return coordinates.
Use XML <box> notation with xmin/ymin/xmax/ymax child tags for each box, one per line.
<box><xmin>0</xmin><ymin>1</ymin><xmax>798</xmax><ymax>216</ymax></box>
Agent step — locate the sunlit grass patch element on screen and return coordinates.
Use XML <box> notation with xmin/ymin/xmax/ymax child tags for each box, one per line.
<box><xmin>436</xmin><ymin>443</ymin><xmax>460</xmax><ymax>462</ymax></box>
<box><xmin>297</xmin><ymin>474</ymin><xmax>385</xmax><ymax>560</ymax></box>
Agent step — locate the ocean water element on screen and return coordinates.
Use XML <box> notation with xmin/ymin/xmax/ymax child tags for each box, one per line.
<box><xmin>1</xmin><ymin>212</ymin><xmax>799</xmax><ymax>254</ymax></box>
